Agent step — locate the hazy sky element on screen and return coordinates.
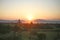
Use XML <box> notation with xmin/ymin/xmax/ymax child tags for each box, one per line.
<box><xmin>0</xmin><ymin>0</ymin><xmax>60</xmax><ymax>20</ymax></box>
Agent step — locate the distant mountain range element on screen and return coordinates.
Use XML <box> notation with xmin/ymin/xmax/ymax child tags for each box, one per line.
<box><xmin>33</xmin><ymin>19</ymin><xmax>60</xmax><ymax>24</ymax></box>
<box><xmin>0</xmin><ymin>20</ymin><xmax>26</xmax><ymax>23</ymax></box>
<box><xmin>0</xmin><ymin>19</ymin><xmax>60</xmax><ymax>24</ymax></box>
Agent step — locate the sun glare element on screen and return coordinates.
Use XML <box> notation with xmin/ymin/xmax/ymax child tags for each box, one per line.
<box><xmin>26</xmin><ymin>15</ymin><xmax>33</xmax><ymax>21</ymax></box>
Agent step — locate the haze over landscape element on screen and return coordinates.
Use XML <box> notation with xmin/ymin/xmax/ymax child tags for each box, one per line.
<box><xmin>0</xmin><ymin>0</ymin><xmax>60</xmax><ymax>40</ymax></box>
<box><xmin>0</xmin><ymin>0</ymin><xmax>60</xmax><ymax>20</ymax></box>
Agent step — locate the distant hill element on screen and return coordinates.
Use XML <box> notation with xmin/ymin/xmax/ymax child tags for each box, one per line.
<box><xmin>33</xmin><ymin>19</ymin><xmax>60</xmax><ymax>24</ymax></box>
<box><xmin>0</xmin><ymin>20</ymin><xmax>17</xmax><ymax>23</ymax></box>
<box><xmin>0</xmin><ymin>20</ymin><xmax>26</xmax><ymax>23</ymax></box>
<box><xmin>0</xmin><ymin>19</ymin><xmax>60</xmax><ymax>24</ymax></box>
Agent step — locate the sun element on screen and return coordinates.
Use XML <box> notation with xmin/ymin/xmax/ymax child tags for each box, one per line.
<box><xmin>26</xmin><ymin>15</ymin><xmax>33</xmax><ymax>21</ymax></box>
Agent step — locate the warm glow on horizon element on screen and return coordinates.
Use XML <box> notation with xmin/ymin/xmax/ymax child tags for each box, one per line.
<box><xmin>0</xmin><ymin>0</ymin><xmax>60</xmax><ymax>20</ymax></box>
<box><xmin>26</xmin><ymin>14</ymin><xmax>34</xmax><ymax>21</ymax></box>
<box><xmin>25</xmin><ymin>14</ymin><xmax>34</xmax><ymax>23</ymax></box>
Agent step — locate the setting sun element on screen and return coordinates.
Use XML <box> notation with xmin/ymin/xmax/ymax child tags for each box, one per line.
<box><xmin>26</xmin><ymin>15</ymin><xmax>34</xmax><ymax>21</ymax></box>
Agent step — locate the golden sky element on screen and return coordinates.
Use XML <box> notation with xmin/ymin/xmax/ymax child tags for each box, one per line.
<box><xmin>0</xmin><ymin>0</ymin><xmax>60</xmax><ymax>20</ymax></box>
